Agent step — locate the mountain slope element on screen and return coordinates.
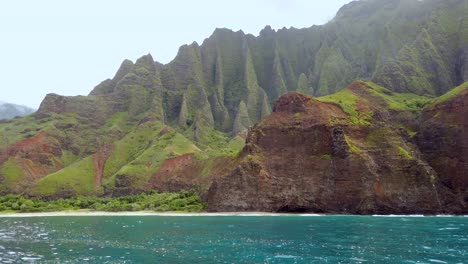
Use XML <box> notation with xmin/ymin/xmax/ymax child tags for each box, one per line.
<box><xmin>0</xmin><ymin>102</ymin><xmax>35</xmax><ymax>119</ymax></box>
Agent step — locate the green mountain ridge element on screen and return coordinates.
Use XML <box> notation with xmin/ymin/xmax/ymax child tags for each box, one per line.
<box><xmin>85</xmin><ymin>0</ymin><xmax>467</xmax><ymax>136</ymax></box>
<box><xmin>0</xmin><ymin>0</ymin><xmax>466</xmax><ymax>213</ymax></box>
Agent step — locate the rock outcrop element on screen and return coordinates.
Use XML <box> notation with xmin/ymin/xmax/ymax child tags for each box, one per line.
<box><xmin>207</xmin><ymin>87</ymin><xmax>466</xmax><ymax>214</ymax></box>
<box><xmin>416</xmin><ymin>85</ymin><xmax>468</xmax><ymax>205</ymax></box>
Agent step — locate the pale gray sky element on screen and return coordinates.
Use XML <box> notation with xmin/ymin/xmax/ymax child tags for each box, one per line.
<box><xmin>0</xmin><ymin>0</ymin><xmax>353</xmax><ymax>108</ymax></box>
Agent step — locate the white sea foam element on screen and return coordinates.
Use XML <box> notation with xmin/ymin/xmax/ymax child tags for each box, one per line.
<box><xmin>21</xmin><ymin>257</ymin><xmax>42</xmax><ymax>261</ymax></box>
<box><xmin>438</xmin><ymin>227</ymin><xmax>459</xmax><ymax>230</ymax></box>
<box><xmin>372</xmin><ymin>214</ymin><xmax>425</xmax><ymax>217</ymax></box>
<box><xmin>298</xmin><ymin>214</ymin><xmax>322</xmax><ymax>216</ymax></box>
<box><xmin>350</xmin><ymin>257</ymin><xmax>367</xmax><ymax>262</ymax></box>
<box><xmin>428</xmin><ymin>259</ymin><xmax>448</xmax><ymax>263</ymax></box>
<box><xmin>274</xmin><ymin>255</ymin><xmax>298</xmax><ymax>259</ymax></box>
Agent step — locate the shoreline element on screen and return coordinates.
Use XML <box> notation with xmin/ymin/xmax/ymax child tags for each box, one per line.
<box><xmin>0</xmin><ymin>210</ymin><xmax>465</xmax><ymax>217</ymax></box>
<box><xmin>0</xmin><ymin>211</ymin><xmax>303</xmax><ymax>217</ymax></box>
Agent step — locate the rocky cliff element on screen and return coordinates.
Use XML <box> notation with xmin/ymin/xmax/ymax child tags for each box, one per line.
<box><xmin>416</xmin><ymin>83</ymin><xmax>468</xmax><ymax>206</ymax></box>
<box><xmin>207</xmin><ymin>82</ymin><xmax>467</xmax><ymax>214</ymax></box>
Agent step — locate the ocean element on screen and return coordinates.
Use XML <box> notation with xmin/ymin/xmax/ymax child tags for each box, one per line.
<box><xmin>0</xmin><ymin>214</ymin><xmax>466</xmax><ymax>263</ymax></box>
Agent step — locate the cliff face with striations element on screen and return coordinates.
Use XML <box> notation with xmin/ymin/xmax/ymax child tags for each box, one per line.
<box><xmin>207</xmin><ymin>82</ymin><xmax>467</xmax><ymax>214</ymax></box>
<box><xmin>416</xmin><ymin>84</ymin><xmax>468</xmax><ymax>204</ymax></box>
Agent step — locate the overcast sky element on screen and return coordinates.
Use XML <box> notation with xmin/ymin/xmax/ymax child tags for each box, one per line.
<box><xmin>0</xmin><ymin>0</ymin><xmax>353</xmax><ymax>108</ymax></box>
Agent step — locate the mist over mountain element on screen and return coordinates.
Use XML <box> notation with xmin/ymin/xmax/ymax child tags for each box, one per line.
<box><xmin>0</xmin><ymin>101</ymin><xmax>35</xmax><ymax>119</ymax></box>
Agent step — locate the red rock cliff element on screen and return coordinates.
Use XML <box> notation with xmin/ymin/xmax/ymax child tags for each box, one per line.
<box><xmin>207</xmin><ymin>92</ymin><xmax>464</xmax><ymax>214</ymax></box>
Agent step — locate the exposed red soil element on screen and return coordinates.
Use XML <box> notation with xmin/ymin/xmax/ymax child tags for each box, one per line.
<box><xmin>147</xmin><ymin>153</ymin><xmax>237</xmax><ymax>193</ymax></box>
<box><xmin>0</xmin><ymin>132</ymin><xmax>64</xmax><ymax>190</ymax></box>
<box><xmin>93</xmin><ymin>144</ymin><xmax>114</xmax><ymax>187</ymax></box>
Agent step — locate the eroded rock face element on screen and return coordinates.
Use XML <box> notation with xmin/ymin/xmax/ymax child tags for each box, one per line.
<box><xmin>416</xmin><ymin>89</ymin><xmax>468</xmax><ymax>203</ymax></box>
<box><xmin>207</xmin><ymin>92</ymin><xmax>464</xmax><ymax>214</ymax></box>
<box><xmin>146</xmin><ymin>154</ymin><xmax>237</xmax><ymax>196</ymax></box>
<box><xmin>457</xmin><ymin>48</ymin><xmax>468</xmax><ymax>83</ymax></box>
<box><xmin>36</xmin><ymin>93</ymin><xmax>124</xmax><ymax>125</ymax></box>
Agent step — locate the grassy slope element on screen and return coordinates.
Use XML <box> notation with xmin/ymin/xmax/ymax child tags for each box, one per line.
<box><xmin>0</xmin><ymin>115</ymin><xmax>55</xmax><ymax>148</ymax></box>
<box><xmin>33</xmin><ymin>156</ymin><xmax>96</xmax><ymax>197</ymax></box>
<box><xmin>317</xmin><ymin>81</ymin><xmax>437</xmax><ymax>163</ymax></box>
<box><xmin>318</xmin><ymin>88</ymin><xmax>372</xmax><ymax>125</ymax></box>
<box><xmin>103</xmin><ymin>126</ymin><xmax>202</xmax><ymax>191</ymax></box>
<box><xmin>318</xmin><ymin>82</ymin><xmax>432</xmax><ymax>122</ymax></box>
<box><xmin>366</xmin><ymin>82</ymin><xmax>432</xmax><ymax>111</ymax></box>
<box><xmin>0</xmin><ymin>159</ymin><xmax>24</xmax><ymax>193</ymax></box>
<box><xmin>431</xmin><ymin>82</ymin><xmax>468</xmax><ymax>106</ymax></box>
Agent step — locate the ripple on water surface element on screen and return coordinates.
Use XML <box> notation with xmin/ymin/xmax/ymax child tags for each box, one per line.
<box><xmin>0</xmin><ymin>215</ymin><xmax>466</xmax><ymax>263</ymax></box>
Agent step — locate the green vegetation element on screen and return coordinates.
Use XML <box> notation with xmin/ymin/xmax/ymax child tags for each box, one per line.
<box><xmin>0</xmin><ymin>159</ymin><xmax>25</xmax><ymax>193</ymax></box>
<box><xmin>0</xmin><ymin>159</ymin><xmax>23</xmax><ymax>185</ymax></box>
<box><xmin>297</xmin><ymin>73</ymin><xmax>312</xmax><ymax>95</ymax></box>
<box><xmin>33</xmin><ymin>156</ymin><xmax>96</xmax><ymax>197</ymax></box>
<box><xmin>365</xmin><ymin>128</ymin><xmax>387</xmax><ymax>147</ymax></box>
<box><xmin>105</xmin><ymin>111</ymin><xmax>129</xmax><ymax>130</ymax></box>
<box><xmin>0</xmin><ymin>191</ymin><xmax>205</xmax><ymax>213</ymax></box>
<box><xmin>398</xmin><ymin>147</ymin><xmax>413</xmax><ymax>160</ymax></box>
<box><xmin>318</xmin><ymin>88</ymin><xmax>372</xmax><ymax>125</ymax></box>
<box><xmin>103</xmin><ymin>122</ymin><xmax>201</xmax><ymax>193</ymax></box>
<box><xmin>345</xmin><ymin>136</ymin><xmax>363</xmax><ymax>155</ymax></box>
<box><xmin>191</xmin><ymin>128</ymin><xmax>245</xmax><ymax>158</ymax></box>
<box><xmin>0</xmin><ymin>115</ymin><xmax>53</xmax><ymax>148</ymax></box>
<box><xmin>431</xmin><ymin>82</ymin><xmax>468</xmax><ymax>106</ymax></box>
<box><xmin>366</xmin><ymin>82</ymin><xmax>432</xmax><ymax>111</ymax></box>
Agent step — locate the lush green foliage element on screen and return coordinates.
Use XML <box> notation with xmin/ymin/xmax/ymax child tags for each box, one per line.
<box><xmin>0</xmin><ymin>191</ymin><xmax>206</xmax><ymax>213</ymax></box>
<box><xmin>318</xmin><ymin>88</ymin><xmax>373</xmax><ymax>125</ymax></box>
<box><xmin>366</xmin><ymin>82</ymin><xmax>432</xmax><ymax>111</ymax></box>
<box><xmin>398</xmin><ymin>147</ymin><xmax>413</xmax><ymax>160</ymax></box>
<box><xmin>431</xmin><ymin>82</ymin><xmax>468</xmax><ymax>106</ymax></box>
<box><xmin>33</xmin><ymin>156</ymin><xmax>96</xmax><ymax>197</ymax></box>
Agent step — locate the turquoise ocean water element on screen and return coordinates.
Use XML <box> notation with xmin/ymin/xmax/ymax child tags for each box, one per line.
<box><xmin>0</xmin><ymin>215</ymin><xmax>466</xmax><ymax>263</ymax></box>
